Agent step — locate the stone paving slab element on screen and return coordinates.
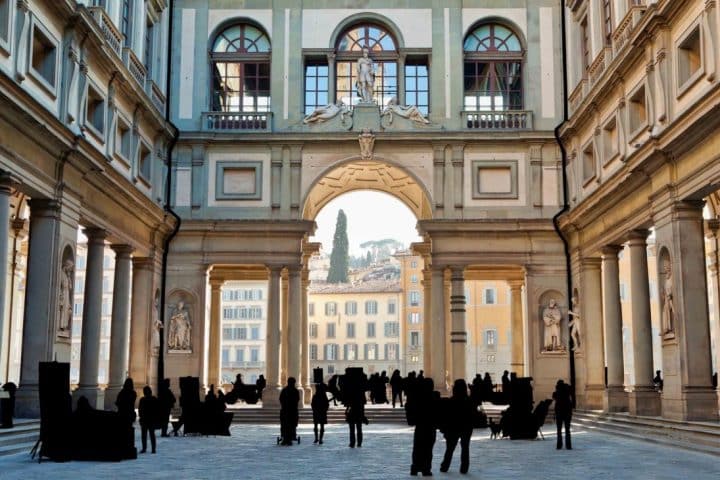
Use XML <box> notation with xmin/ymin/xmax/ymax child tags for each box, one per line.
<box><xmin>0</xmin><ymin>423</ymin><xmax>717</xmax><ymax>479</ymax></box>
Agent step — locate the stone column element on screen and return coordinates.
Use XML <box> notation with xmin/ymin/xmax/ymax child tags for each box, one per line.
<box><xmin>207</xmin><ymin>277</ymin><xmax>223</xmax><ymax>389</ymax></box>
<box><xmin>281</xmin><ymin>270</ymin><xmax>289</xmax><ymax>384</ymax></box>
<box><xmin>16</xmin><ymin>200</ymin><xmax>61</xmax><ymax>417</ymax></box>
<box><xmin>707</xmin><ymin>220</ymin><xmax>720</xmax><ymax>400</ymax></box>
<box><xmin>75</xmin><ymin>228</ymin><xmax>108</xmax><ymax>409</ymax></box>
<box><xmin>422</xmin><ymin>267</ymin><xmax>432</xmax><ymax>376</ymax></box>
<box><xmin>655</xmin><ymin>201</ymin><xmax>717</xmax><ymax>421</ymax></box>
<box><xmin>626</xmin><ymin>229</ymin><xmax>660</xmax><ymax>416</ymax></box>
<box><xmin>104</xmin><ymin>245</ymin><xmax>133</xmax><ymax>410</ymax></box>
<box><xmin>580</xmin><ymin>257</ymin><xmax>604</xmax><ymax>409</ymax></box>
<box><xmin>264</xmin><ymin>266</ymin><xmax>282</xmax><ymax>407</ymax></box>
<box><xmin>301</xmin><ymin>264</ymin><xmax>310</xmax><ymax>401</ymax></box>
<box><xmin>0</xmin><ymin>174</ymin><xmax>13</xmax><ymax>377</ymax></box>
<box><xmin>287</xmin><ymin>266</ymin><xmax>302</xmax><ymax>382</ymax></box>
<box><xmin>508</xmin><ymin>280</ymin><xmax>524</xmax><ymax>376</ymax></box>
<box><xmin>602</xmin><ymin>245</ymin><xmax>628</xmax><ymax>412</ymax></box>
<box><xmin>449</xmin><ymin>266</ymin><xmax>467</xmax><ymax>383</ymax></box>
<box><xmin>128</xmin><ymin>257</ymin><xmax>155</xmax><ymax>390</ymax></box>
<box><xmin>430</xmin><ymin>266</ymin><xmax>446</xmax><ymax>390</ymax></box>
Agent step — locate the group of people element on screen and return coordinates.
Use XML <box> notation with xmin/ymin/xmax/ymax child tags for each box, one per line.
<box><xmin>114</xmin><ymin>378</ymin><xmax>176</xmax><ymax>454</ymax></box>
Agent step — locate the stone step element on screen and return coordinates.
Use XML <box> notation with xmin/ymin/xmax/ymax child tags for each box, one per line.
<box><xmin>0</xmin><ymin>420</ymin><xmax>41</xmax><ymax>458</ymax></box>
<box><xmin>573</xmin><ymin>411</ymin><xmax>720</xmax><ymax>456</ymax></box>
<box><xmin>0</xmin><ymin>441</ymin><xmax>37</xmax><ymax>457</ymax></box>
<box><xmin>0</xmin><ymin>431</ymin><xmax>39</xmax><ymax>447</ymax></box>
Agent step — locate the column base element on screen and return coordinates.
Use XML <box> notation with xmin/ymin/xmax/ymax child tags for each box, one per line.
<box><xmin>14</xmin><ymin>385</ymin><xmax>41</xmax><ymax>419</ymax></box>
<box><xmin>582</xmin><ymin>383</ymin><xmax>605</xmax><ymax>410</ymax></box>
<box><xmin>510</xmin><ymin>363</ymin><xmax>524</xmax><ymax>378</ymax></box>
<box><xmin>662</xmin><ymin>387</ymin><xmax>719</xmax><ymax>421</ymax></box>
<box><xmin>603</xmin><ymin>385</ymin><xmax>628</xmax><ymax>412</ymax></box>
<box><xmin>261</xmin><ymin>387</ymin><xmax>282</xmax><ymax>408</ymax></box>
<box><xmin>628</xmin><ymin>387</ymin><xmax>660</xmax><ymax>416</ymax></box>
<box><xmin>73</xmin><ymin>386</ymin><xmax>105</xmax><ymax>410</ymax></box>
<box><xmin>303</xmin><ymin>386</ymin><xmax>312</xmax><ymax>406</ymax></box>
<box><xmin>104</xmin><ymin>384</ymin><xmax>122</xmax><ymax>411</ymax></box>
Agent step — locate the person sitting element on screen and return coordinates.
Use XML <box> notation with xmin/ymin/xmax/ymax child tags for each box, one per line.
<box><xmin>653</xmin><ymin>370</ymin><xmax>663</xmax><ymax>391</ymax></box>
<box><xmin>311</xmin><ymin>383</ymin><xmax>329</xmax><ymax>444</ymax></box>
<box><xmin>138</xmin><ymin>386</ymin><xmax>159</xmax><ymax>454</ymax></box>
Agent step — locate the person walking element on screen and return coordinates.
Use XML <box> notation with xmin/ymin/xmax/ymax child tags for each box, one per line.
<box><xmin>138</xmin><ymin>385</ymin><xmax>160</xmax><ymax>454</ymax></box>
<box><xmin>440</xmin><ymin>379</ymin><xmax>475</xmax><ymax>474</ymax></box>
<box><xmin>552</xmin><ymin>379</ymin><xmax>573</xmax><ymax>450</ymax></box>
<box><xmin>311</xmin><ymin>382</ymin><xmax>330</xmax><ymax>444</ymax></box>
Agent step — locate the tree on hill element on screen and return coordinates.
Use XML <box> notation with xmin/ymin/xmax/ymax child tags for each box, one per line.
<box><xmin>327</xmin><ymin>209</ymin><xmax>349</xmax><ymax>283</ymax></box>
<box><xmin>366</xmin><ymin>251</ymin><xmax>373</xmax><ymax>266</ymax></box>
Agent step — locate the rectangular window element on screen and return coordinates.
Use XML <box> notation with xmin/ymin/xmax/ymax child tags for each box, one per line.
<box><xmin>410</xmin><ymin>331</ymin><xmax>420</xmax><ymax>347</ymax></box>
<box><xmin>304</xmin><ymin>61</ymin><xmax>329</xmax><ymax>115</ymax></box>
<box><xmin>250</xmin><ymin>348</ymin><xmax>259</xmax><ymax>362</ymax></box>
<box><xmin>410</xmin><ymin>274</ymin><xmax>418</xmax><ymax>283</ymax></box>
<box><xmin>223</xmin><ymin>327</ymin><xmax>233</xmax><ymax>340</ymax></box>
<box><xmin>73</xmin><ymin>302</ymin><xmax>83</xmax><ymax>316</ymax></box>
<box><xmin>344</xmin><ymin>343</ymin><xmax>357</xmax><ymax>361</ymax></box>
<box><xmin>212</xmin><ymin>62</ymin><xmax>271</xmax><ymax>112</ymax></box>
<box><xmin>628</xmin><ymin>86</ymin><xmax>647</xmax><ymax>135</ymax></box>
<box><xmin>327</xmin><ymin>365</ymin><xmax>335</xmax><ymax>375</ymax></box>
<box><xmin>483</xmin><ymin>288</ymin><xmax>496</xmax><ymax>305</ymax></box>
<box><xmin>238</xmin><ymin>327</ymin><xmax>247</xmax><ymax>340</ymax></box>
<box><xmin>327</xmin><ymin>323</ymin><xmax>336</xmax><ymax>338</ymax></box>
<box><xmin>410</xmin><ymin>260</ymin><xmax>418</xmax><ymax>268</ymax></box>
<box><xmin>364</xmin><ymin>343</ymin><xmax>377</xmax><ymax>361</ymax></box>
<box><xmin>387</xmin><ymin>300</ymin><xmax>396</xmax><ymax>315</ymax></box>
<box><xmin>384</xmin><ymin>321</ymin><xmax>399</xmax><ymax>337</ymax></box>
<box><xmin>603</xmin><ymin>117</ymin><xmax>618</xmax><ymax>162</ymax></box>
<box><xmin>409</xmin><ymin>312</ymin><xmax>420</xmax><ymax>324</ymax></box>
<box><xmin>0</xmin><ymin>0</ymin><xmax>11</xmax><ymax>44</ymax></box>
<box><xmin>101</xmin><ymin>300</ymin><xmax>110</xmax><ymax>316</ymax></box>
<box><xmin>86</xmin><ymin>85</ymin><xmax>106</xmax><ymax>136</ymax></box>
<box><xmin>677</xmin><ymin>26</ymin><xmax>702</xmax><ymax>89</ymax></box>
<box><xmin>309</xmin><ymin>323</ymin><xmax>318</xmax><ymax>338</ymax></box>
<box><xmin>250</xmin><ymin>326</ymin><xmax>260</xmax><ymax>340</ymax></box>
<box><xmin>237</xmin><ymin>348</ymin><xmax>245</xmax><ymax>362</ymax></box>
<box><xmin>580</xmin><ymin>16</ymin><xmax>590</xmax><ymax>73</ymax></box>
<box><xmin>139</xmin><ymin>143</ymin><xmax>152</xmax><ymax>181</ymax></box>
<box><xmin>325</xmin><ymin>302</ymin><xmax>337</xmax><ymax>316</ymax></box>
<box><xmin>385</xmin><ymin>343</ymin><xmax>399</xmax><ymax>361</ymax></box>
<box><xmin>75</xmin><ymin>276</ymin><xmax>85</xmax><ymax>294</ymax></box>
<box><xmin>367</xmin><ymin>322</ymin><xmax>376</xmax><ymax>338</ymax></box>
<box><xmin>463</xmin><ymin>61</ymin><xmax>522</xmax><ymax>111</ymax></box>
<box><xmin>325</xmin><ymin>343</ymin><xmax>338</xmax><ymax>361</ymax></box>
<box><xmin>222</xmin><ymin>348</ymin><xmax>230</xmax><ymax>364</ymax></box>
<box><xmin>582</xmin><ymin>143</ymin><xmax>596</xmax><ymax>183</ymax></box>
<box><xmin>346</xmin><ymin>322</ymin><xmax>355</xmax><ymax>338</ymax></box>
<box><xmin>309</xmin><ymin>344</ymin><xmax>318</xmax><ymax>361</ymax></box>
<box><xmin>404</xmin><ymin>60</ymin><xmax>429</xmax><ymax>115</ymax></box>
<box><xmin>485</xmin><ymin>329</ymin><xmax>497</xmax><ymax>347</ymax></box>
<box><xmin>102</xmin><ymin>276</ymin><xmax>110</xmax><ymax>293</ymax></box>
<box><xmin>121</xmin><ymin>0</ymin><xmax>132</xmax><ymax>42</ymax></box>
<box><xmin>309</xmin><ymin>303</ymin><xmax>315</xmax><ymax>316</ymax></box>
<box><xmin>30</xmin><ymin>24</ymin><xmax>57</xmax><ymax>89</ymax></box>
<box><xmin>101</xmin><ymin>318</ymin><xmax>110</xmax><ymax>337</ymax></box>
<box><xmin>602</xmin><ymin>0</ymin><xmax>613</xmax><ymax>45</ymax></box>
<box><xmin>345</xmin><ymin>301</ymin><xmax>357</xmax><ymax>316</ymax></box>
<box><xmin>620</xmin><ymin>282</ymin><xmax>627</xmax><ymax>301</ymax></box>
<box><xmin>144</xmin><ymin>19</ymin><xmax>154</xmax><ymax>77</ymax></box>
<box><xmin>365</xmin><ymin>300</ymin><xmax>378</xmax><ymax>315</ymax></box>
<box><xmin>409</xmin><ymin>291</ymin><xmax>420</xmax><ymax>306</ymax></box>
<box><xmin>336</xmin><ymin>60</ymin><xmax>397</xmax><ymax>106</ymax></box>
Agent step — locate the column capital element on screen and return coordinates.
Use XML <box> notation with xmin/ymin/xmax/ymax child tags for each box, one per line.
<box><xmin>132</xmin><ymin>256</ymin><xmax>155</xmax><ymax>270</ymax></box>
<box><xmin>626</xmin><ymin>229</ymin><xmax>650</xmax><ymax>244</ymax></box>
<box><xmin>580</xmin><ymin>256</ymin><xmax>602</xmax><ymax>269</ymax></box>
<box><xmin>507</xmin><ymin>279</ymin><xmax>524</xmax><ymax>290</ymax></box>
<box><xmin>83</xmin><ymin>227</ymin><xmax>108</xmax><ymax>243</ymax></box>
<box><xmin>267</xmin><ymin>264</ymin><xmax>284</xmax><ymax>275</ymax></box>
<box><xmin>601</xmin><ymin>245</ymin><xmax>623</xmax><ymax>257</ymax></box>
<box><xmin>0</xmin><ymin>171</ymin><xmax>20</xmax><ymax>194</ymax></box>
<box><xmin>449</xmin><ymin>264</ymin><xmax>466</xmax><ymax>277</ymax></box>
<box><xmin>27</xmin><ymin>199</ymin><xmax>60</xmax><ymax>217</ymax></box>
<box><xmin>110</xmin><ymin>244</ymin><xmax>134</xmax><ymax>258</ymax></box>
<box><xmin>707</xmin><ymin>219</ymin><xmax>720</xmax><ymax>236</ymax></box>
<box><xmin>209</xmin><ymin>277</ymin><xmax>224</xmax><ymax>289</ymax></box>
<box><xmin>286</xmin><ymin>264</ymin><xmax>303</xmax><ymax>275</ymax></box>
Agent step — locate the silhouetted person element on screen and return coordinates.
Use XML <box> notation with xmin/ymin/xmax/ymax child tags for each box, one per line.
<box><xmin>311</xmin><ymin>383</ymin><xmax>329</xmax><ymax>444</ymax></box>
<box><xmin>417</xmin><ymin>370</ymin><xmax>425</xmax><ymax>380</ymax></box>
<box><xmin>501</xmin><ymin>370</ymin><xmax>510</xmax><ymax>394</ymax></box>
<box><xmin>411</xmin><ymin>377</ymin><xmax>439</xmax><ymax>476</ymax></box>
<box><xmin>403</xmin><ymin>371</ymin><xmax>418</xmax><ymax>404</ymax></box>
<box><xmin>256</xmin><ymin>374</ymin><xmax>267</xmax><ymax>400</ymax></box>
<box><xmin>345</xmin><ymin>373</ymin><xmax>367</xmax><ymax>448</ymax></box>
<box><xmin>440</xmin><ymin>379</ymin><xmax>474</xmax><ymax>474</ymax></box>
<box><xmin>139</xmin><ymin>385</ymin><xmax>159</xmax><ymax>454</ymax></box>
<box><xmin>713</xmin><ymin>372</ymin><xmax>718</xmax><ymax>389</ymax></box>
<box><xmin>482</xmin><ymin>372</ymin><xmax>493</xmax><ymax>400</ymax></box>
<box><xmin>115</xmin><ymin>378</ymin><xmax>137</xmax><ymax>425</ymax></box>
<box><xmin>328</xmin><ymin>374</ymin><xmax>341</xmax><ymax>406</ymax></box>
<box><xmin>553</xmin><ymin>379</ymin><xmax>573</xmax><ymax>450</ymax></box>
<box><xmin>390</xmin><ymin>370</ymin><xmax>404</xmax><ymax>407</ymax></box>
<box><xmin>470</xmin><ymin>374</ymin><xmax>483</xmax><ymax>406</ymax></box>
<box><xmin>653</xmin><ymin>370</ymin><xmax>663</xmax><ymax>391</ymax></box>
<box><xmin>158</xmin><ymin>379</ymin><xmax>176</xmax><ymax>437</ymax></box>
<box><xmin>0</xmin><ymin>382</ymin><xmax>17</xmax><ymax>428</ymax></box>
<box><xmin>279</xmin><ymin>377</ymin><xmax>300</xmax><ymax>445</ymax></box>
<box><xmin>378</xmin><ymin>371</ymin><xmax>390</xmax><ymax>404</ymax></box>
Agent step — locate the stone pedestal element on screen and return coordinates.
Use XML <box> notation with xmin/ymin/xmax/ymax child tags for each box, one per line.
<box><xmin>352</xmin><ymin>103</ymin><xmax>381</xmax><ymax>131</ymax></box>
<box><xmin>628</xmin><ymin>387</ymin><xmax>661</xmax><ymax>416</ymax></box>
<box><xmin>604</xmin><ymin>386</ymin><xmax>628</xmax><ymax>412</ymax></box>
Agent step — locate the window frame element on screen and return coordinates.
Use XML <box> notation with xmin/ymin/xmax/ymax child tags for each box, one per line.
<box><xmin>28</xmin><ymin>19</ymin><xmax>60</xmax><ymax>97</ymax></box>
<box><xmin>84</xmin><ymin>81</ymin><xmax>107</xmax><ymax>142</ymax></box>
<box><xmin>675</xmin><ymin>22</ymin><xmax>704</xmax><ymax>97</ymax></box>
<box><xmin>0</xmin><ymin>0</ymin><xmax>13</xmax><ymax>53</ymax></box>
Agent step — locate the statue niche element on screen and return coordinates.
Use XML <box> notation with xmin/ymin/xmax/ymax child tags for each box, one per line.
<box><xmin>57</xmin><ymin>247</ymin><xmax>75</xmax><ymax>338</ymax></box>
<box><xmin>539</xmin><ymin>293</ymin><xmax>566</xmax><ymax>353</ymax></box>
<box><xmin>658</xmin><ymin>248</ymin><xmax>675</xmax><ymax>337</ymax></box>
<box><xmin>167</xmin><ymin>298</ymin><xmax>192</xmax><ymax>353</ymax></box>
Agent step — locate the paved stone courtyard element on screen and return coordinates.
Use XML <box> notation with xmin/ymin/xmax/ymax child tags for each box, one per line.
<box><xmin>0</xmin><ymin>423</ymin><xmax>718</xmax><ymax>479</ymax></box>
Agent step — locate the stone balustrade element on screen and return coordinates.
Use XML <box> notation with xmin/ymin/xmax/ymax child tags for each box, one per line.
<box><xmin>463</xmin><ymin>110</ymin><xmax>532</xmax><ymax>130</ymax></box>
<box><xmin>123</xmin><ymin>47</ymin><xmax>147</xmax><ymax>89</ymax></box>
<box><xmin>202</xmin><ymin>112</ymin><xmax>272</xmax><ymax>131</ymax></box>
<box><xmin>88</xmin><ymin>7</ymin><xmax>123</xmax><ymax>57</ymax></box>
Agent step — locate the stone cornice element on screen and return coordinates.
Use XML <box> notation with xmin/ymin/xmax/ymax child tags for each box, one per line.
<box><xmin>417</xmin><ymin>218</ymin><xmax>557</xmax><ymax>236</ymax></box>
<box><xmin>178</xmin><ymin>219</ymin><xmax>316</xmax><ymax>237</ymax></box>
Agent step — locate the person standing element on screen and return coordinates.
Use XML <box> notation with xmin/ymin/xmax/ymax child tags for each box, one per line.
<box><xmin>256</xmin><ymin>374</ymin><xmax>267</xmax><ymax>400</ymax></box>
<box><xmin>115</xmin><ymin>378</ymin><xmax>137</xmax><ymax>426</ymax></box>
<box><xmin>138</xmin><ymin>385</ymin><xmax>159</xmax><ymax>454</ymax></box>
<box><xmin>440</xmin><ymin>379</ymin><xmax>475</xmax><ymax>474</ymax></box>
<box><xmin>411</xmin><ymin>377</ymin><xmax>439</xmax><ymax>476</ymax></box>
<box><xmin>311</xmin><ymin>383</ymin><xmax>330</xmax><ymax>444</ymax></box>
<box><xmin>390</xmin><ymin>370</ymin><xmax>404</xmax><ymax>408</ymax></box>
<box><xmin>157</xmin><ymin>378</ymin><xmax>176</xmax><ymax>437</ymax></box>
<box><xmin>279</xmin><ymin>377</ymin><xmax>300</xmax><ymax>445</ymax></box>
<box><xmin>552</xmin><ymin>379</ymin><xmax>573</xmax><ymax>450</ymax></box>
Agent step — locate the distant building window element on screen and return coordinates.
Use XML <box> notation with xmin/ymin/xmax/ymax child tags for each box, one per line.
<box><xmin>327</xmin><ymin>323</ymin><xmax>336</xmax><ymax>338</ymax></box>
<box><xmin>411</xmin><ymin>274</ymin><xmax>418</xmax><ymax>283</ymax></box>
<box><xmin>628</xmin><ymin>85</ymin><xmax>647</xmax><ymax>134</ymax></box>
<box><xmin>144</xmin><ymin>19</ymin><xmax>154</xmax><ymax>76</ymax></box>
<box><xmin>365</xmin><ymin>300</ymin><xmax>378</xmax><ymax>315</ymax></box>
<box><xmin>487</xmin><ymin>354</ymin><xmax>496</xmax><ymax>363</ymax></box>
<box><xmin>580</xmin><ymin>16</ymin><xmax>590</xmax><ymax>72</ymax></box>
<box><xmin>485</xmin><ymin>329</ymin><xmax>497</xmax><ymax>347</ymax></box>
<box><xmin>101</xmin><ymin>298</ymin><xmax>110</xmax><ymax>316</ymax></box>
<box><xmin>385</xmin><ymin>343</ymin><xmax>399</xmax><ymax>361</ymax></box>
<box><xmin>324</xmin><ymin>343</ymin><xmax>338</xmax><ymax>361</ymax></box>
<box><xmin>619</xmin><ymin>282</ymin><xmax>627</xmax><ymax>301</ymax></box>
<box><xmin>482</xmin><ymin>288</ymin><xmax>496</xmax><ymax>305</ymax></box>
<box><xmin>250</xmin><ymin>348</ymin><xmax>259</xmax><ymax>362</ymax></box>
<box><xmin>75</xmin><ymin>277</ymin><xmax>85</xmax><ymax>294</ymax></box>
<box><xmin>309</xmin><ymin>344</ymin><xmax>318</xmax><ymax>360</ymax></box>
<box><xmin>602</xmin><ymin>0</ymin><xmax>613</xmax><ymax>45</ymax></box>
<box><xmin>364</xmin><ymin>343</ymin><xmax>378</xmax><ymax>360</ymax></box>
<box><xmin>103</xmin><ymin>276</ymin><xmax>110</xmax><ymax>293</ymax></box>
<box><xmin>384</xmin><ymin>321</ymin><xmax>399</xmax><ymax>337</ymax></box>
<box><xmin>0</xmin><ymin>0</ymin><xmax>11</xmax><ymax>43</ymax></box>
<box><xmin>677</xmin><ymin>26</ymin><xmax>702</xmax><ymax>89</ymax></box>
<box><xmin>121</xmin><ymin>0</ymin><xmax>133</xmax><ymax>41</ymax></box>
<box><xmin>345</xmin><ymin>301</ymin><xmax>357</xmax><ymax>315</ymax></box>
<box><xmin>387</xmin><ymin>300</ymin><xmax>396</xmax><ymax>314</ymax></box>
<box><xmin>344</xmin><ymin>343</ymin><xmax>358</xmax><ymax>361</ymax></box>
<box><xmin>346</xmin><ymin>322</ymin><xmax>356</xmax><ymax>338</ymax></box>
<box><xmin>405</xmin><ymin>60</ymin><xmax>429</xmax><ymax>114</ymax></box>
<box><xmin>304</xmin><ymin>60</ymin><xmax>329</xmax><ymax>115</ymax></box>
<box><xmin>367</xmin><ymin>322</ymin><xmax>376</xmax><ymax>338</ymax></box>
<box><xmin>309</xmin><ymin>323</ymin><xmax>318</xmax><ymax>338</ymax></box>
<box><xmin>251</xmin><ymin>326</ymin><xmax>260</xmax><ymax>340</ymax></box>
<box><xmin>237</xmin><ymin>348</ymin><xmax>245</xmax><ymax>362</ymax></box>
<box><xmin>409</xmin><ymin>312</ymin><xmax>420</xmax><ymax>324</ymax></box>
<box><xmin>327</xmin><ymin>365</ymin><xmax>335</xmax><ymax>374</ymax></box>
<box><xmin>410</xmin><ymin>331</ymin><xmax>420</xmax><ymax>346</ymax></box>
<box><xmin>309</xmin><ymin>303</ymin><xmax>315</xmax><ymax>316</ymax></box>
<box><xmin>409</xmin><ymin>291</ymin><xmax>420</xmax><ymax>306</ymax></box>
<box><xmin>86</xmin><ymin>84</ymin><xmax>106</xmax><ymax>136</ymax></box>
<box><xmin>410</xmin><ymin>260</ymin><xmax>418</xmax><ymax>268</ymax></box>
<box><xmin>325</xmin><ymin>302</ymin><xmax>337</xmax><ymax>316</ymax></box>
<box><xmin>222</xmin><ymin>348</ymin><xmax>230</xmax><ymax>364</ymax></box>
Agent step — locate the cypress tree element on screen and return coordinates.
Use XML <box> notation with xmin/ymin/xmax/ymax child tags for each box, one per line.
<box><xmin>327</xmin><ymin>209</ymin><xmax>349</xmax><ymax>283</ymax></box>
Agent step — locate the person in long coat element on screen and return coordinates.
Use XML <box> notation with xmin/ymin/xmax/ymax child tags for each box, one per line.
<box><xmin>138</xmin><ymin>385</ymin><xmax>159</xmax><ymax>454</ymax></box>
<box><xmin>410</xmin><ymin>377</ymin><xmax>439</xmax><ymax>476</ymax></box>
<box><xmin>440</xmin><ymin>379</ymin><xmax>475</xmax><ymax>474</ymax></box>
<box><xmin>279</xmin><ymin>377</ymin><xmax>300</xmax><ymax>445</ymax></box>
<box><xmin>115</xmin><ymin>378</ymin><xmax>137</xmax><ymax>425</ymax></box>
<box><xmin>311</xmin><ymin>382</ymin><xmax>330</xmax><ymax>444</ymax></box>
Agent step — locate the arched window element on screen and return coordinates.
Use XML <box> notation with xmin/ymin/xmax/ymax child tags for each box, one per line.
<box><xmin>463</xmin><ymin>23</ymin><xmax>523</xmax><ymax>112</ymax></box>
<box><xmin>211</xmin><ymin>24</ymin><xmax>271</xmax><ymax>112</ymax></box>
<box><xmin>334</xmin><ymin>23</ymin><xmax>398</xmax><ymax>107</ymax></box>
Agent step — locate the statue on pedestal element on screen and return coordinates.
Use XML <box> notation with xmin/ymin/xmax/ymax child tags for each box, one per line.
<box><xmin>660</xmin><ymin>260</ymin><xmax>675</xmax><ymax>334</ymax></box>
<box><xmin>568</xmin><ymin>294</ymin><xmax>581</xmax><ymax>350</ymax></box>
<box><xmin>58</xmin><ymin>259</ymin><xmax>74</xmax><ymax>336</ymax></box>
<box><xmin>167</xmin><ymin>301</ymin><xmax>191</xmax><ymax>352</ymax></box>
<box><xmin>355</xmin><ymin>47</ymin><xmax>375</xmax><ymax>103</ymax></box>
<box><xmin>542</xmin><ymin>299</ymin><xmax>563</xmax><ymax>351</ymax></box>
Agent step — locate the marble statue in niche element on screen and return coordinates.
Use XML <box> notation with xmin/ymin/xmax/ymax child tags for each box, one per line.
<box><xmin>568</xmin><ymin>293</ymin><xmax>582</xmax><ymax>350</ymax></box>
<box><xmin>660</xmin><ymin>259</ymin><xmax>675</xmax><ymax>334</ymax></box>
<box><xmin>57</xmin><ymin>259</ymin><xmax>75</xmax><ymax>337</ymax></box>
<box><xmin>356</xmin><ymin>47</ymin><xmax>375</xmax><ymax>103</ymax></box>
<box><xmin>543</xmin><ymin>298</ymin><xmax>564</xmax><ymax>351</ymax></box>
<box><xmin>167</xmin><ymin>300</ymin><xmax>192</xmax><ymax>352</ymax></box>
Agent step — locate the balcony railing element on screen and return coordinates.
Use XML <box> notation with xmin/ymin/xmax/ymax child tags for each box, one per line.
<box><xmin>568</xmin><ymin>79</ymin><xmax>586</xmax><ymax>116</ymax></box>
<box><xmin>221</xmin><ymin>361</ymin><xmax>264</xmax><ymax>369</ymax></box>
<box><xmin>88</xmin><ymin>7</ymin><xmax>123</xmax><ymax>57</ymax></box>
<box><xmin>612</xmin><ymin>4</ymin><xmax>648</xmax><ymax>54</ymax></box>
<box><xmin>588</xmin><ymin>46</ymin><xmax>612</xmax><ymax>87</ymax></box>
<box><xmin>202</xmin><ymin>112</ymin><xmax>272</xmax><ymax>131</ymax></box>
<box><xmin>148</xmin><ymin>80</ymin><xmax>166</xmax><ymax>114</ymax></box>
<box><xmin>463</xmin><ymin>110</ymin><xmax>532</xmax><ymax>130</ymax></box>
<box><xmin>123</xmin><ymin>47</ymin><xmax>146</xmax><ymax>88</ymax></box>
